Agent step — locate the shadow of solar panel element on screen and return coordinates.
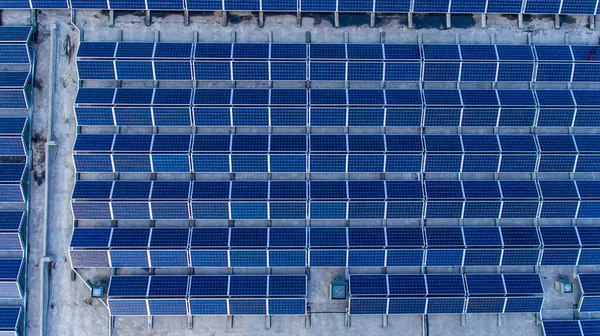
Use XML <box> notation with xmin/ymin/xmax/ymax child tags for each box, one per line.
<box><xmin>349</xmin><ymin>298</ymin><xmax>387</xmax><ymax>314</ymax></box>
<box><xmin>149</xmin><ymin>250</ymin><xmax>188</xmax><ymax>267</ymax></box>
<box><xmin>190</xmin><ymin>250</ymin><xmax>228</xmax><ymax>267</ymax></box>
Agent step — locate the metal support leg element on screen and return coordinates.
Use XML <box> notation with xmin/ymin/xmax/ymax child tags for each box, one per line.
<box><xmin>370</xmin><ymin>12</ymin><xmax>376</xmax><ymax>27</ymax></box>
<box><xmin>335</xmin><ymin>12</ymin><xmax>340</xmax><ymax>28</ymax></box>
<box><xmin>518</xmin><ymin>13</ymin><xmax>524</xmax><ymax>29</ymax></box>
<box><xmin>382</xmin><ymin>315</ymin><xmax>388</xmax><ymax>328</ymax></box>
<box><xmin>223</xmin><ymin>11</ymin><xmax>228</xmax><ymax>27</ymax></box>
<box><xmin>497</xmin><ymin>314</ymin><xmax>504</xmax><ymax>326</ymax></box>
<box><xmin>460</xmin><ymin>314</ymin><xmax>466</xmax><ymax>327</ymax></box>
<box><xmin>259</xmin><ymin>11</ymin><xmax>264</xmax><ymax>27</ymax></box>
<box><xmin>145</xmin><ymin>11</ymin><xmax>151</xmax><ymax>26</ymax></box>
<box><xmin>148</xmin><ymin>316</ymin><xmax>153</xmax><ymax>329</ymax></box>
<box><xmin>555</xmin><ymin>14</ymin><xmax>560</xmax><ymax>29</ymax></box>
<box><xmin>297</xmin><ymin>11</ymin><xmax>302</xmax><ymax>27</ymax></box>
<box><xmin>446</xmin><ymin>13</ymin><xmax>451</xmax><ymax>28</ymax></box>
<box><xmin>229</xmin><ymin>316</ymin><xmax>234</xmax><ymax>328</ymax></box>
<box><xmin>266</xmin><ymin>316</ymin><xmax>271</xmax><ymax>329</ymax></box>
<box><xmin>305</xmin><ymin>306</ymin><xmax>311</xmax><ymax>328</ymax></box>
<box><xmin>188</xmin><ymin>316</ymin><xmax>193</xmax><ymax>329</ymax></box>
<box><xmin>481</xmin><ymin>13</ymin><xmax>487</xmax><ymax>28</ymax></box>
<box><xmin>591</xmin><ymin>15</ymin><xmax>596</xmax><ymax>30</ymax></box>
<box><xmin>408</xmin><ymin>12</ymin><xmax>413</xmax><ymax>28</ymax></box>
<box><xmin>184</xmin><ymin>11</ymin><xmax>190</xmax><ymax>26</ymax></box>
<box><xmin>109</xmin><ymin>10</ymin><xmax>115</xmax><ymax>27</ymax></box>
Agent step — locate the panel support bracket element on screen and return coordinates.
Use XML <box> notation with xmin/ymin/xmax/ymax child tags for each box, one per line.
<box><xmin>590</xmin><ymin>15</ymin><xmax>596</xmax><ymax>30</ymax></box>
<box><xmin>259</xmin><ymin>11</ymin><xmax>265</xmax><ymax>27</ymax></box>
<box><xmin>481</xmin><ymin>13</ymin><xmax>487</xmax><ymax>28</ymax></box>
<box><xmin>265</xmin><ymin>315</ymin><xmax>271</xmax><ymax>329</ymax></box>
<box><xmin>335</xmin><ymin>12</ymin><xmax>340</xmax><ymax>28</ymax></box>
<box><xmin>408</xmin><ymin>12</ymin><xmax>413</xmax><ymax>28</ymax></box>
<box><xmin>188</xmin><ymin>315</ymin><xmax>193</xmax><ymax>329</ymax></box>
<box><xmin>554</xmin><ymin>14</ymin><xmax>560</xmax><ymax>29</ymax></box>
<box><xmin>109</xmin><ymin>10</ymin><xmax>115</xmax><ymax>27</ymax></box>
<box><xmin>223</xmin><ymin>11</ymin><xmax>229</xmax><ymax>27</ymax></box>
<box><xmin>446</xmin><ymin>13</ymin><xmax>452</xmax><ymax>28</ymax></box>
<box><xmin>145</xmin><ymin>11</ymin><xmax>151</xmax><ymax>26</ymax></box>
<box><xmin>184</xmin><ymin>11</ymin><xmax>190</xmax><ymax>26</ymax></box>
<box><xmin>460</xmin><ymin>313</ymin><xmax>466</xmax><ymax>326</ymax></box>
<box><xmin>370</xmin><ymin>12</ymin><xmax>376</xmax><ymax>27</ymax></box>
<box><xmin>518</xmin><ymin>13</ymin><xmax>524</xmax><ymax>29</ymax></box>
<box><xmin>297</xmin><ymin>11</ymin><xmax>302</xmax><ymax>27</ymax></box>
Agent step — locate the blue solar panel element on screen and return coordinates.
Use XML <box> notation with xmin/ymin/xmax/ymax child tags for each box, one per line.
<box><xmin>269</xmin><ymin>299</ymin><xmax>306</xmax><ymax>315</ymax></box>
<box><xmin>450</xmin><ymin>0</ymin><xmax>486</xmax><ymax>12</ymax></box>
<box><xmin>538</xmin><ymin>180</ymin><xmax>579</xmax><ymax>199</ymax></box>
<box><xmin>349</xmin><ymin>298</ymin><xmax>387</xmax><ymax>315</ymax></box>
<box><xmin>189</xmin><ymin>299</ymin><xmax>227</xmax><ymax>315</ymax></box>
<box><xmin>388</xmin><ymin>298</ymin><xmax>427</xmax><ymax>314</ymax></box>
<box><xmin>108</xmin><ymin>299</ymin><xmax>148</xmax><ymax>316</ymax></box>
<box><xmin>425</xmin><ymin>181</ymin><xmax>464</xmax><ymax>199</ymax></box>
<box><xmin>505</xmin><ymin>297</ymin><xmax>543</xmax><ymax>313</ymax></box>
<box><xmin>465</xmin><ymin>274</ymin><xmax>505</xmax><ymax>296</ymax></box>
<box><xmin>578</xmin><ymin>274</ymin><xmax>600</xmax><ymax>294</ymax></box>
<box><xmin>149</xmin><ymin>251</ymin><xmax>188</xmax><ymax>267</ymax></box>
<box><xmin>426</xmin><ymin>298</ymin><xmax>465</xmax><ymax>314</ymax></box>
<box><xmin>309</xmin><ymin>250</ymin><xmax>347</xmax><ymax>267</ymax></box>
<box><xmin>426</xmin><ymin>249</ymin><xmax>464</xmax><ymax>266</ymax></box>
<box><xmin>154</xmin><ymin>43</ymin><xmax>192</xmax><ymax>59</ymax></box>
<box><xmin>541</xmin><ymin>248</ymin><xmax>580</xmax><ymax>265</ymax></box>
<box><xmin>350</xmin><ymin>275</ymin><xmax>388</xmax><ymax>297</ymax></box>
<box><xmin>496</xmin><ymin>90</ymin><xmax>536</xmax><ymax>106</ymax></box>
<box><xmin>500</xmin><ymin>181</ymin><xmax>539</xmax><ymax>199</ymax></box>
<box><xmin>108</xmin><ymin>276</ymin><xmax>149</xmax><ymax>297</ymax></box>
<box><xmin>543</xmin><ymin>321</ymin><xmax>582</xmax><ymax>336</ymax></box>
<box><xmin>0</xmin><ymin>27</ymin><xmax>31</xmax><ymax>43</ymax></box>
<box><xmin>424</xmin><ymin>135</ymin><xmax>462</xmax><ymax>152</ymax></box>
<box><xmin>148</xmin><ymin>299</ymin><xmax>187</xmax><ymax>316</ymax></box>
<box><xmin>0</xmin><ymin>45</ymin><xmax>29</xmax><ymax>64</ymax></box>
<box><xmin>466</xmin><ymin>297</ymin><xmax>505</xmax><ymax>314</ymax></box>
<box><xmin>424</xmin><ymin>90</ymin><xmax>462</xmax><ymax>106</ymax></box>
<box><xmin>147</xmin><ymin>276</ymin><xmax>188</xmax><ymax>297</ymax></box>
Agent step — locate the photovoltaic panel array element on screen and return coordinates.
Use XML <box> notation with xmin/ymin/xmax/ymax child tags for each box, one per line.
<box><xmin>6</xmin><ymin>0</ymin><xmax>600</xmax><ymax>15</ymax></box>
